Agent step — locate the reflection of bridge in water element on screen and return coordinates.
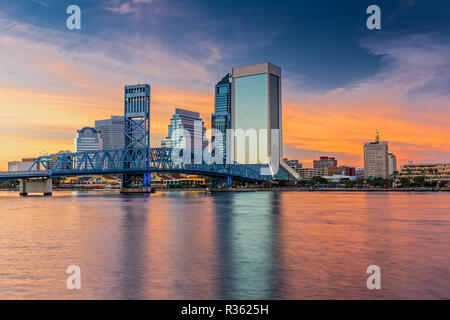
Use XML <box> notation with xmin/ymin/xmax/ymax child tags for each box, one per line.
<box><xmin>0</xmin><ymin>147</ymin><xmax>267</xmax><ymax>195</ymax></box>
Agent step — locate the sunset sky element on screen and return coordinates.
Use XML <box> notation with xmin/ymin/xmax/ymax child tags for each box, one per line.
<box><xmin>0</xmin><ymin>0</ymin><xmax>449</xmax><ymax>170</ymax></box>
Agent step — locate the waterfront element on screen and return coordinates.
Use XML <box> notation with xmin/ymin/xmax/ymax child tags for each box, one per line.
<box><xmin>0</xmin><ymin>191</ymin><xmax>449</xmax><ymax>299</ymax></box>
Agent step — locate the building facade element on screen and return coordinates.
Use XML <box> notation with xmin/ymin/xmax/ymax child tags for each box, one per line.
<box><xmin>364</xmin><ymin>132</ymin><xmax>389</xmax><ymax>179</ymax></box>
<box><xmin>399</xmin><ymin>162</ymin><xmax>449</xmax><ymax>181</ymax></box>
<box><xmin>298</xmin><ymin>168</ymin><xmax>326</xmax><ymax>179</ymax></box>
<box><xmin>231</xmin><ymin>62</ymin><xmax>282</xmax><ymax>165</ymax></box>
<box><xmin>95</xmin><ymin>116</ymin><xmax>125</xmax><ymax>150</ymax></box>
<box><xmin>283</xmin><ymin>158</ymin><xmax>302</xmax><ymax>171</ymax></box>
<box><xmin>313</xmin><ymin>156</ymin><xmax>338</xmax><ymax>169</ymax></box>
<box><xmin>161</xmin><ymin>108</ymin><xmax>208</xmax><ymax>152</ymax></box>
<box><xmin>211</xmin><ymin>73</ymin><xmax>232</xmax><ymax>161</ymax></box>
<box><xmin>327</xmin><ymin>166</ymin><xmax>356</xmax><ymax>176</ymax></box>
<box><xmin>388</xmin><ymin>153</ymin><xmax>397</xmax><ymax>176</ymax></box>
<box><xmin>74</xmin><ymin>127</ymin><xmax>102</xmax><ymax>153</ymax></box>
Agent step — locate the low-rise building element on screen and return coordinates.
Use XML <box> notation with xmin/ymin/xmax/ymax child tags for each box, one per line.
<box><xmin>327</xmin><ymin>166</ymin><xmax>356</xmax><ymax>176</ymax></box>
<box><xmin>298</xmin><ymin>168</ymin><xmax>326</xmax><ymax>179</ymax></box>
<box><xmin>399</xmin><ymin>162</ymin><xmax>449</xmax><ymax>182</ymax></box>
<box><xmin>8</xmin><ymin>158</ymin><xmax>36</xmax><ymax>171</ymax></box>
<box><xmin>283</xmin><ymin>158</ymin><xmax>302</xmax><ymax>171</ymax></box>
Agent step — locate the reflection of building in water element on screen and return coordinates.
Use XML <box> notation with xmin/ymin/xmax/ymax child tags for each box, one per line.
<box><xmin>212</xmin><ymin>192</ymin><xmax>280</xmax><ymax>299</ymax></box>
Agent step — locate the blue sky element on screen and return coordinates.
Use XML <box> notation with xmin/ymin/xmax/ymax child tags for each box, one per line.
<box><xmin>3</xmin><ymin>0</ymin><xmax>449</xmax><ymax>89</ymax></box>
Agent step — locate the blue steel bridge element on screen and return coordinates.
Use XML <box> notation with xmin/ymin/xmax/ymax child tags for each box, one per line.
<box><xmin>0</xmin><ymin>147</ymin><xmax>265</xmax><ymax>186</ymax></box>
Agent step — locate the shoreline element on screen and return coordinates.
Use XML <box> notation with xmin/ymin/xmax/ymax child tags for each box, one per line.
<box><xmin>2</xmin><ymin>187</ymin><xmax>449</xmax><ymax>193</ymax></box>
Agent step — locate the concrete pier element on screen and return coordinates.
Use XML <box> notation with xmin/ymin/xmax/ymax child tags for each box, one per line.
<box><xmin>19</xmin><ymin>178</ymin><xmax>52</xmax><ymax>196</ymax></box>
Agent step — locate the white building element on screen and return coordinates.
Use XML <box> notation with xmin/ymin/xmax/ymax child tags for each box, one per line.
<box><xmin>74</xmin><ymin>127</ymin><xmax>103</xmax><ymax>153</ymax></box>
<box><xmin>364</xmin><ymin>131</ymin><xmax>389</xmax><ymax>179</ymax></box>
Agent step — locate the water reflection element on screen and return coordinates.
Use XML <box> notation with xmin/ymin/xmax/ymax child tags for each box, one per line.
<box><xmin>0</xmin><ymin>191</ymin><xmax>449</xmax><ymax>299</ymax></box>
<box><xmin>213</xmin><ymin>192</ymin><xmax>281</xmax><ymax>299</ymax></box>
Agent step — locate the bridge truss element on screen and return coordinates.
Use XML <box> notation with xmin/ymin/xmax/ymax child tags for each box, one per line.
<box><xmin>0</xmin><ymin>148</ymin><xmax>265</xmax><ymax>183</ymax></box>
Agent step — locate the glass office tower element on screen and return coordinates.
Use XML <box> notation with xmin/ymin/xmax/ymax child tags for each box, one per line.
<box><xmin>211</xmin><ymin>73</ymin><xmax>231</xmax><ymax>161</ymax></box>
<box><xmin>161</xmin><ymin>108</ymin><xmax>208</xmax><ymax>152</ymax></box>
<box><xmin>231</xmin><ymin>62</ymin><xmax>282</xmax><ymax>165</ymax></box>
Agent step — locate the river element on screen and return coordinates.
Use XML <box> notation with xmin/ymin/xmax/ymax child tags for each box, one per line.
<box><xmin>0</xmin><ymin>190</ymin><xmax>449</xmax><ymax>299</ymax></box>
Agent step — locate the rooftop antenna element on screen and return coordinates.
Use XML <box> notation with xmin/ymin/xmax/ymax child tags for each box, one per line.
<box><xmin>375</xmin><ymin>130</ymin><xmax>380</xmax><ymax>142</ymax></box>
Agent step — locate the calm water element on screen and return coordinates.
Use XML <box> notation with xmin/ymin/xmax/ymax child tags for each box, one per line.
<box><xmin>0</xmin><ymin>190</ymin><xmax>449</xmax><ymax>299</ymax></box>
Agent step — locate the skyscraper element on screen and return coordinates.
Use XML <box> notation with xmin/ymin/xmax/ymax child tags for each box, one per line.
<box><xmin>95</xmin><ymin>116</ymin><xmax>124</xmax><ymax>150</ymax></box>
<box><xmin>231</xmin><ymin>62</ymin><xmax>298</xmax><ymax>179</ymax></box>
<box><xmin>364</xmin><ymin>131</ymin><xmax>389</xmax><ymax>179</ymax></box>
<box><xmin>74</xmin><ymin>127</ymin><xmax>102</xmax><ymax>152</ymax></box>
<box><xmin>161</xmin><ymin>108</ymin><xmax>208</xmax><ymax>152</ymax></box>
<box><xmin>211</xmin><ymin>73</ymin><xmax>231</xmax><ymax>161</ymax></box>
<box><xmin>231</xmin><ymin>62</ymin><xmax>282</xmax><ymax>165</ymax></box>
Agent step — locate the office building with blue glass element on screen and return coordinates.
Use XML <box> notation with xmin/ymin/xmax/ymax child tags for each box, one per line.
<box><xmin>231</xmin><ymin>62</ymin><xmax>299</xmax><ymax>179</ymax></box>
<box><xmin>211</xmin><ymin>73</ymin><xmax>232</xmax><ymax>162</ymax></box>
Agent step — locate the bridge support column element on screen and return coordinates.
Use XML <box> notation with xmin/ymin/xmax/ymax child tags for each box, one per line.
<box><xmin>120</xmin><ymin>172</ymin><xmax>154</xmax><ymax>194</ymax></box>
<box><xmin>19</xmin><ymin>178</ymin><xmax>52</xmax><ymax>196</ymax></box>
<box><xmin>210</xmin><ymin>177</ymin><xmax>228</xmax><ymax>189</ymax></box>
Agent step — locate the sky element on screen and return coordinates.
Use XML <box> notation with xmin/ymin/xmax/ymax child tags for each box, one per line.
<box><xmin>0</xmin><ymin>0</ymin><xmax>449</xmax><ymax>170</ymax></box>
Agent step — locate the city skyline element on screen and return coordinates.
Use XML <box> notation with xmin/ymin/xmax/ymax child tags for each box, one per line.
<box><xmin>1</xmin><ymin>0</ymin><xmax>449</xmax><ymax>170</ymax></box>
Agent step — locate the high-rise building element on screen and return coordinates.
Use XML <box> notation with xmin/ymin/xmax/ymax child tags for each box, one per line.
<box><xmin>230</xmin><ymin>62</ymin><xmax>298</xmax><ymax>179</ymax></box>
<box><xmin>313</xmin><ymin>156</ymin><xmax>338</xmax><ymax>169</ymax></box>
<box><xmin>231</xmin><ymin>62</ymin><xmax>281</xmax><ymax>165</ymax></box>
<box><xmin>161</xmin><ymin>108</ymin><xmax>208</xmax><ymax>152</ymax></box>
<box><xmin>211</xmin><ymin>73</ymin><xmax>232</xmax><ymax>161</ymax></box>
<box><xmin>364</xmin><ymin>131</ymin><xmax>389</xmax><ymax>179</ymax></box>
<box><xmin>74</xmin><ymin>127</ymin><xmax>102</xmax><ymax>152</ymax></box>
<box><xmin>95</xmin><ymin>116</ymin><xmax>124</xmax><ymax>150</ymax></box>
<box><xmin>388</xmin><ymin>153</ymin><xmax>397</xmax><ymax>176</ymax></box>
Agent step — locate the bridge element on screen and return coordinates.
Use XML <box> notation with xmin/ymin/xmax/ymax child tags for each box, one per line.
<box><xmin>0</xmin><ymin>147</ymin><xmax>267</xmax><ymax>195</ymax></box>
<box><xmin>0</xmin><ymin>83</ymin><xmax>269</xmax><ymax>195</ymax></box>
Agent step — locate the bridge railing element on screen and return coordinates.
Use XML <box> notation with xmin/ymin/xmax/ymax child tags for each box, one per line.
<box><xmin>26</xmin><ymin>148</ymin><xmax>265</xmax><ymax>181</ymax></box>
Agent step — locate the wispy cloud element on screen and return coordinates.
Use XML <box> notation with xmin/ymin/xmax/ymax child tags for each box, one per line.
<box><xmin>105</xmin><ymin>0</ymin><xmax>155</xmax><ymax>14</ymax></box>
<box><xmin>30</xmin><ymin>0</ymin><xmax>49</xmax><ymax>8</ymax></box>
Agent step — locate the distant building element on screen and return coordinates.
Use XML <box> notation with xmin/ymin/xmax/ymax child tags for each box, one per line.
<box><xmin>283</xmin><ymin>158</ymin><xmax>302</xmax><ymax>171</ymax></box>
<box><xmin>314</xmin><ymin>156</ymin><xmax>338</xmax><ymax>169</ymax></box>
<box><xmin>95</xmin><ymin>116</ymin><xmax>124</xmax><ymax>150</ymax></box>
<box><xmin>399</xmin><ymin>162</ymin><xmax>449</xmax><ymax>181</ymax></box>
<box><xmin>74</xmin><ymin>127</ymin><xmax>102</xmax><ymax>153</ymax></box>
<box><xmin>298</xmin><ymin>168</ymin><xmax>326</xmax><ymax>179</ymax></box>
<box><xmin>161</xmin><ymin>108</ymin><xmax>208</xmax><ymax>152</ymax></box>
<box><xmin>364</xmin><ymin>131</ymin><xmax>389</xmax><ymax>179</ymax></box>
<box><xmin>355</xmin><ymin>168</ymin><xmax>365</xmax><ymax>178</ymax></box>
<box><xmin>211</xmin><ymin>73</ymin><xmax>232</xmax><ymax>161</ymax></box>
<box><xmin>327</xmin><ymin>166</ymin><xmax>356</xmax><ymax>176</ymax></box>
<box><xmin>8</xmin><ymin>159</ymin><xmax>35</xmax><ymax>171</ymax></box>
<box><xmin>388</xmin><ymin>153</ymin><xmax>397</xmax><ymax>176</ymax></box>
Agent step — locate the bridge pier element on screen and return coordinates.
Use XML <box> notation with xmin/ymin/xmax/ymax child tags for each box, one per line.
<box><xmin>19</xmin><ymin>178</ymin><xmax>52</xmax><ymax>196</ymax></box>
<box><xmin>210</xmin><ymin>177</ymin><xmax>231</xmax><ymax>189</ymax></box>
<box><xmin>120</xmin><ymin>172</ymin><xmax>154</xmax><ymax>194</ymax></box>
